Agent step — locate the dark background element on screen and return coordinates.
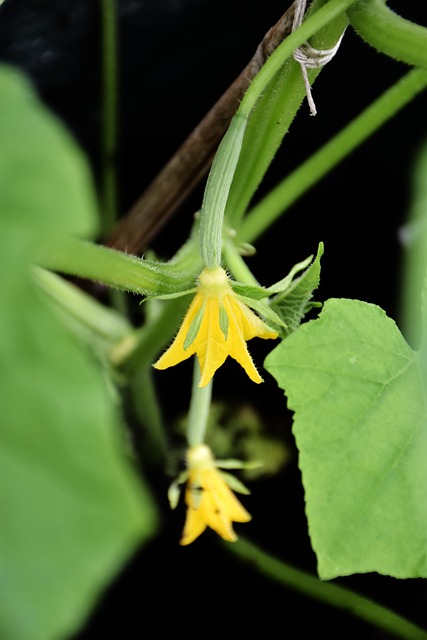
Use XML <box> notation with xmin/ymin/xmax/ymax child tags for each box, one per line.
<box><xmin>1</xmin><ymin>1</ymin><xmax>427</xmax><ymax>638</ymax></box>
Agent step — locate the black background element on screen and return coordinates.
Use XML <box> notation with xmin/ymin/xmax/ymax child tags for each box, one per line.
<box><xmin>1</xmin><ymin>1</ymin><xmax>427</xmax><ymax>638</ymax></box>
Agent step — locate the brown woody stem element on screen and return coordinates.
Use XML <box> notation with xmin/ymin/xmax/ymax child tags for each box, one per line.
<box><xmin>106</xmin><ymin>2</ymin><xmax>296</xmax><ymax>255</ymax></box>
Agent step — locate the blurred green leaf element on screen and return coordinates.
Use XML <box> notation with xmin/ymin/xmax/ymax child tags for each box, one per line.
<box><xmin>399</xmin><ymin>139</ymin><xmax>427</xmax><ymax>348</ymax></box>
<box><xmin>265</xmin><ymin>298</ymin><xmax>427</xmax><ymax>580</ymax></box>
<box><xmin>0</xmin><ymin>66</ymin><xmax>157</xmax><ymax>640</ymax></box>
<box><xmin>0</xmin><ymin>66</ymin><xmax>97</xmax><ymax>244</ymax></box>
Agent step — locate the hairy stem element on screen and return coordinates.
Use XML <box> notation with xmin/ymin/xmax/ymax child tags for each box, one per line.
<box><xmin>36</xmin><ymin>235</ymin><xmax>199</xmax><ymax>296</ymax></box>
<box><xmin>348</xmin><ymin>0</ymin><xmax>427</xmax><ymax>69</ymax></box>
<box><xmin>239</xmin><ymin>68</ymin><xmax>427</xmax><ymax>244</ymax></box>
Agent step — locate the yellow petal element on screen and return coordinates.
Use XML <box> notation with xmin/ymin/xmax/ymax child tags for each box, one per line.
<box><xmin>179</xmin><ymin>446</ymin><xmax>252</xmax><ymax>545</ymax></box>
<box><xmin>195</xmin><ymin>298</ymin><xmax>229</xmax><ymax>387</ymax></box>
<box><xmin>198</xmin><ymin>484</ymin><xmax>238</xmax><ymax>542</ymax></box>
<box><xmin>230</xmin><ymin>295</ymin><xmax>279</xmax><ymax>341</ymax></box>
<box><xmin>222</xmin><ymin>295</ymin><xmax>263</xmax><ymax>383</ymax></box>
<box><xmin>202</xmin><ymin>467</ymin><xmax>251</xmax><ymax>523</ymax></box>
<box><xmin>153</xmin><ymin>293</ymin><xmax>203</xmax><ymax>370</ymax></box>
<box><xmin>207</xmin><ymin>468</ymin><xmax>251</xmax><ymax>523</ymax></box>
<box><xmin>180</xmin><ymin>500</ymin><xmax>208</xmax><ymax>546</ymax></box>
<box><xmin>154</xmin><ymin>267</ymin><xmax>278</xmax><ymax>386</ymax></box>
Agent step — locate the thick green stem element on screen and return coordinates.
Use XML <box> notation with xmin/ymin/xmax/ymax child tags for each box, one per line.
<box><xmin>348</xmin><ymin>0</ymin><xmax>427</xmax><ymax>69</ymax></box>
<box><xmin>199</xmin><ymin>0</ymin><xmax>357</xmax><ymax>268</ymax></box>
<box><xmin>36</xmin><ymin>235</ymin><xmax>199</xmax><ymax>296</ymax></box>
<box><xmin>239</xmin><ymin>68</ymin><xmax>427</xmax><ymax>244</ymax></box>
<box><xmin>238</xmin><ymin>0</ymin><xmax>357</xmax><ymax>117</ymax></box>
<box><xmin>200</xmin><ymin>114</ymin><xmax>246</xmax><ymax>268</ymax></box>
<box><xmin>225</xmin><ymin>0</ymin><xmax>349</xmax><ymax>230</ymax></box>
<box><xmin>100</xmin><ymin>0</ymin><xmax>119</xmax><ymax>234</ymax></box>
<box><xmin>227</xmin><ymin>537</ymin><xmax>427</xmax><ymax>640</ymax></box>
<box><xmin>186</xmin><ymin>360</ymin><xmax>212</xmax><ymax>447</ymax></box>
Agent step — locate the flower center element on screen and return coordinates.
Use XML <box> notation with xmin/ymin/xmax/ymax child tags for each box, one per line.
<box><xmin>186</xmin><ymin>444</ymin><xmax>215</xmax><ymax>471</ymax></box>
<box><xmin>198</xmin><ymin>267</ymin><xmax>231</xmax><ymax>298</ymax></box>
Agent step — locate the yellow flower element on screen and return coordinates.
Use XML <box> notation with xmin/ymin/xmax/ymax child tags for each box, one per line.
<box><xmin>154</xmin><ymin>267</ymin><xmax>278</xmax><ymax>387</ymax></box>
<box><xmin>180</xmin><ymin>444</ymin><xmax>251</xmax><ymax>546</ymax></box>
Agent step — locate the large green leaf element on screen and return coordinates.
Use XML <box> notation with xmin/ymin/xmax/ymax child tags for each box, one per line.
<box><xmin>265</xmin><ymin>298</ymin><xmax>427</xmax><ymax>580</ymax></box>
<box><xmin>0</xmin><ymin>66</ymin><xmax>157</xmax><ymax>640</ymax></box>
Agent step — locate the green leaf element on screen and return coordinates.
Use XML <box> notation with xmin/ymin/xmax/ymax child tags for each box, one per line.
<box><xmin>265</xmin><ymin>298</ymin><xmax>427</xmax><ymax>580</ymax></box>
<box><xmin>0</xmin><ymin>66</ymin><xmax>157</xmax><ymax>640</ymax></box>
<box><xmin>270</xmin><ymin>242</ymin><xmax>323</xmax><ymax>335</ymax></box>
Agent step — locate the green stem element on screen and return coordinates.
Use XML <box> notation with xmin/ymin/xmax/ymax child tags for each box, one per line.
<box><xmin>238</xmin><ymin>0</ymin><xmax>357</xmax><ymax>118</ymax></box>
<box><xmin>32</xmin><ymin>266</ymin><xmax>131</xmax><ymax>343</ymax></box>
<box><xmin>130</xmin><ymin>364</ymin><xmax>169</xmax><ymax>465</ymax></box>
<box><xmin>36</xmin><ymin>235</ymin><xmax>199</xmax><ymax>296</ymax></box>
<box><xmin>225</xmin><ymin>0</ymin><xmax>349</xmax><ymax>231</ymax></box>
<box><xmin>399</xmin><ymin>141</ymin><xmax>427</xmax><ymax>349</ymax></box>
<box><xmin>239</xmin><ymin>68</ymin><xmax>427</xmax><ymax>244</ymax></box>
<box><xmin>227</xmin><ymin>537</ymin><xmax>427</xmax><ymax>640</ymax></box>
<box><xmin>186</xmin><ymin>360</ymin><xmax>212</xmax><ymax>447</ymax></box>
<box><xmin>100</xmin><ymin>0</ymin><xmax>119</xmax><ymax>235</ymax></box>
<box><xmin>223</xmin><ymin>240</ymin><xmax>259</xmax><ymax>286</ymax></box>
<box><xmin>348</xmin><ymin>0</ymin><xmax>427</xmax><ymax>69</ymax></box>
<box><xmin>200</xmin><ymin>114</ymin><xmax>246</xmax><ymax>268</ymax></box>
<box><xmin>199</xmin><ymin>0</ymin><xmax>357</xmax><ymax>268</ymax></box>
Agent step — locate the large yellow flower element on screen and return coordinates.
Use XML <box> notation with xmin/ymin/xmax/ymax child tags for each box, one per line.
<box><xmin>180</xmin><ymin>444</ymin><xmax>251</xmax><ymax>546</ymax></box>
<box><xmin>154</xmin><ymin>267</ymin><xmax>278</xmax><ymax>387</ymax></box>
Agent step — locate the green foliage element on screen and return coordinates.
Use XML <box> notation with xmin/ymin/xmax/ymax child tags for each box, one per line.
<box><xmin>0</xmin><ymin>65</ymin><xmax>157</xmax><ymax>640</ymax></box>
<box><xmin>270</xmin><ymin>242</ymin><xmax>323</xmax><ymax>336</ymax></box>
<box><xmin>3</xmin><ymin>0</ymin><xmax>427</xmax><ymax>637</ymax></box>
<box><xmin>265</xmin><ymin>298</ymin><xmax>427</xmax><ymax>580</ymax></box>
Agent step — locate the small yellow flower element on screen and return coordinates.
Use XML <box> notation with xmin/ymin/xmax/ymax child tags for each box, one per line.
<box><xmin>154</xmin><ymin>267</ymin><xmax>278</xmax><ymax>387</ymax></box>
<box><xmin>180</xmin><ymin>444</ymin><xmax>251</xmax><ymax>546</ymax></box>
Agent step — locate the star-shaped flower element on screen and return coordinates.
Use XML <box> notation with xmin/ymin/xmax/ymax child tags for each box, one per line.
<box><xmin>153</xmin><ymin>267</ymin><xmax>278</xmax><ymax>387</ymax></box>
<box><xmin>176</xmin><ymin>444</ymin><xmax>251</xmax><ymax>546</ymax></box>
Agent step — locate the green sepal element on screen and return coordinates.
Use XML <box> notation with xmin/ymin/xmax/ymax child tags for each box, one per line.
<box><xmin>219</xmin><ymin>471</ymin><xmax>251</xmax><ymax>495</ymax></box>
<box><xmin>266</xmin><ymin>253</ymin><xmax>316</xmax><ymax>295</ymax></box>
<box><xmin>219</xmin><ymin>303</ymin><xmax>229</xmax><ymax>339</ymax></box>
<box><xmin>231</xmin><ymin>250</ymin><xmax>318</xmax><ymax>301</ymax></box>
<box><xmin>168</xmin><ymin>471</ymin><xmax>188</xmax><ymax>510</ymax></box>
<box><xmin>141</xmin><ymin>287</ymin><xmax>197</xmax><ymax>303</ymax></box>
<box><xmin>236</xmin><ymin>294</ymin><xmax>288</xmax><ymax>331</ymax></box>
<box><xmin>216</xmin><ymin>459</ymin><xmax>262</xmax><ymax>470</ymax></box>
<box><xmin>270</xmin><ymin>242</ymin><xmax>324</xmax><ymax>336</ymax></box>
<box><xmin>183</xmin><ymin>300</ymin><xmax>206</xmax><ymax>350</ymax></box>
